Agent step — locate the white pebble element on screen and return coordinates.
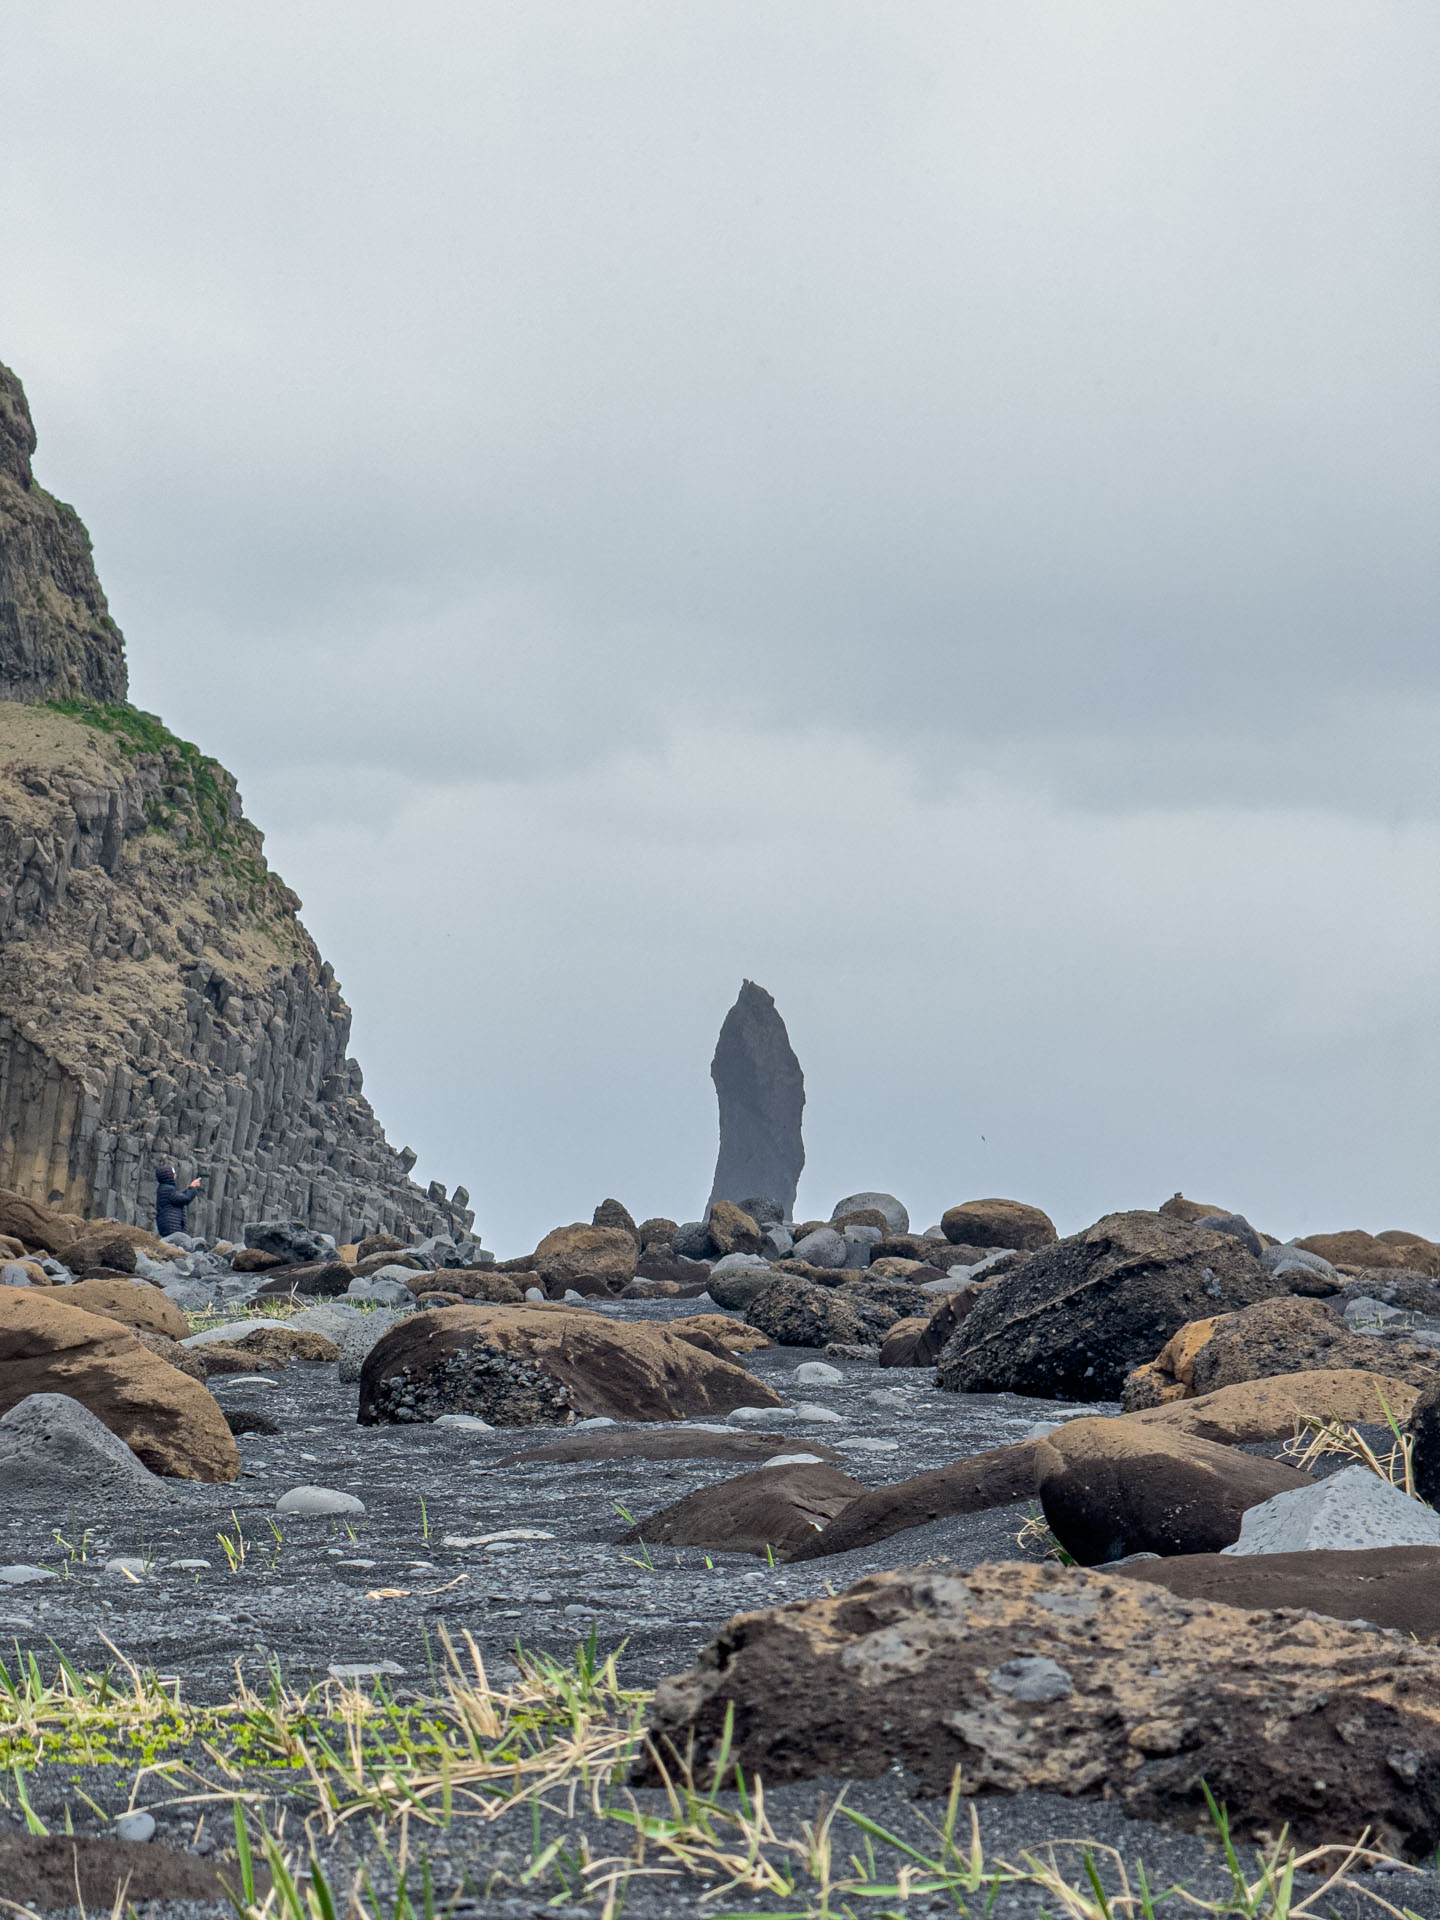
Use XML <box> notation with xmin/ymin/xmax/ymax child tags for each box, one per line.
<box><xmin>792</xmin><ymin>1361</ymin><xmax>844</xmax><ymax>1386</ymax></box>
<box><xmin>114</xmin><ymin>1811</ymin><xmax>156</xmax><ymax>1843</ymax></box>
<box><xmin>0</xmin><ymin>1565</ymin><xmax>56</xmax><ymax>1586</ymax></box>
<box><xmin>728</xmin><ymin>1406</ymin><xmax>796</xmax><ymax>1425</ymax></box>
<box><xmin>327</xmin><ymin>1660</ymin><xmax>404</xmax><ymax>1680</ymax></box>
<box><xmin>275</xmin><ymin>1486</ymin><xmax>366</xmax><ymax>1517</ymax></box>
<box><xmin>761</xmin><ymin>1452</ymin><xmax>825</xmax><ymax>1468</ymax></box>
<box><xmin>573</xmin><ymin>1416</ymin><xmax>615</xmax><ymax>1429</ymax></box>
<box><xmin>432</xmin><ymin>1414</ymin><xmax>493</xmax><ymax>1431</ymax></box>
<box><xmin>836</xmin><ymin>1437</ymin><xmax>901</xmax><ymax>1453</ymax></box>
<box><xmin>793</xmin><ymin>1403</ymin><xmax>843</xmax><ymax>1423</ymax></box>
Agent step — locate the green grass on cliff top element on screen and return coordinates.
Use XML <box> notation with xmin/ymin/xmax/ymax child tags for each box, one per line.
<box><xmin>47</xmin><ymin>697</ymin><xmax>241</xmax><ymax>858</ymax></box>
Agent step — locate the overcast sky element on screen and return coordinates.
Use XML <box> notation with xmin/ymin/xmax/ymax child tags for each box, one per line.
<box><xmin>2</xmin><ymin>3</ymin><xmax>1436</xmax><ymax>1250</ymax></box>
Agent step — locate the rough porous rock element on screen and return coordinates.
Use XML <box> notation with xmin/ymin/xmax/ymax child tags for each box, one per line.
<box><xmin>1186</xmin><ymin>1295</ymin><xmax>1440</xmax><ymax>1397</ymax></box>
<box><xmin>746</xmin><ymin>1275</ymin><xmax>897</xmax><ymax>1348</ymax></box>
<box><xmin>1129</xmin><ymin>1371</ymin><xmax>1420</xmax><ymax>1445</ymax></box>
<box><xmin>1112</xmin><ymin>1545</ymin><xmax>1440</xmax><ymax>1639</ymax></box>
<box><xmin>878</xmin><ymin>1290</ymin><xmax>980</xmax><ymax>1367</ymax></box>
<box><xmin>532</xmin><ymin>1224</ymin><xmax>638</xmax><ymax>1291</ymax></box>
<box><xmin>1298</xmin><ymin>1229</ymin><xmax>1435</xmax><ymax>1274</ymax></box>
<box><xmin>1222</xmin><ymin>1465</ymin><xmax>1440</xmax><ymax>1557</ymax></box>
<box><xmin>401</xmin><ymin>1267</ymin><xmax>523</xmax><ymax>1304</ymax></box>
<box><xmin>707</xmin><ymin>980</ymin><xmax>805</xmax><ymax>1218</ymax></box>
<box><xmin>619</xmin><ymin>1462</ymin><xmax>865</xmax><ymax>1557</ymax></box>
<box><xmin>1034</xmin><ymin>1416</ymin><xmax>1312</xmax><ymax>1564</ymax></box>
<box><xmin>941</xmin><ymin>1199</ymin><xmax>1056</xmax><ymax>1250</ymax></box>
<box><xmin>0</xmin><ymin>1291</ymin><xmax>238</xmax><ymax>1481</ymax></box>
<box><xmin>938</xmin><ymin>1210</ymin><xmax>1284</xmax><ymax>1401</ymax></box>
<box><xmin>705</xmin><ymin>1200</ymin><xmax>764</xmax><ymax>1256</ymax></box>
<box><xmin>61</xmin><ymin>1278</ymin><xmax>190</xmax><ymax>1341</ymax></box>
<box><xmin>591</xmin><ymin>1198</ymin><xmax>640</xmax><ymax>1241</ymax></box>
<box><xmin>637</xmin><ymin>1559</ymin><xmax>1440</xmax><ymax>1852</ymax></box>
<box><xmin>0</xmin><ymin>1390</ymin><xmax>176</xmax><ymax>1505</ymax></box>
<box><xmin>255</xmin><ymin>1260</ymin><xmax>356</xmax><ymax>1299</ymax></box>
<box><xmin>358</xmin><ymin>1304</ymin><xmax>783</xmax><ymax>1428</ymax></box>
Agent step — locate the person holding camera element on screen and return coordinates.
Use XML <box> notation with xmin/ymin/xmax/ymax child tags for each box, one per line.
<box><xmin>154</xmin><ymin>1165</ymin><xmax>202</xmax><ymax>1237</ymax></box>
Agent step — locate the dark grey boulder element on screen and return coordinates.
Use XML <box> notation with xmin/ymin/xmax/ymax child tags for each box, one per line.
<box><xmin>937</xmin><ymin>1210</ymin><xmax>1286</xmax><ymax>1401</ymax></box>
<box><xmin>746</xmin><ymin>1275</ymin><xmax>900</xmax><ymax>1347</ymax></box>
<box><xmin>0</xmin><ymin>1393</ymin><xmax>174</xmax><ymax>1506</ymax></box>
<box><xmin>243</xmin><ymin>1221</ymin><xmax>336</xmax><ymax>1265</ymax></box>
<box><xmin>791</xmin><ymin>1227</ymin><xmax>847</xmax><ymax>1269</ymax></box>
<box><xmin>739</xmin><ymin>1197</ymin><xmax>786</xmax><ymax>1227</ymax></box>
<box><xmin>707</xmin><ymin>981</ymin><xmax>805</xmax><ymax>1219</ymax></box>
<box><xmin>671</xmin><ymin>1221</ymin><xmax>712</xmax><ymax>1260</ymax></box>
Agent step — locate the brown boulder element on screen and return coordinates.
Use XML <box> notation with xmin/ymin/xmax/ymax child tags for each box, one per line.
<box><xmin>592</xmin><ymin>1197</ymin><xmax>641</xmax><ymax>1241</ymax></box>
<box><xmin>1157</xmin><ymin>1192</ymin><xmax>1228</xmax><ymax>1224</ymax></box>
<box><xmin>941</xmin><ymin>1199</ymin><xmax>1057</xmax><ymax>1250</ymax></box>
<box><xmin>231</xmin><ymin>1247</ymin><xmax>283</xmax><ymax>1273</ymax></box>
<box><xmin>1297</xmin><ymin>1229</ymin><xmax>1411</xmax><ymax>1270</ymax></box>
<box><xmin>532</xmin><ymin>1224</ymin><xmax>638</xmax><ymax>1290</ymax></box>
<box><xmin>63</xmin><ymin>1221</ymin><xmax>177</xmax><ymax>1270</ymax></box>
<box><xmin>402</xmin><ymin>1267</ymin><xmax>524</xmax><ymax>1304</ymax></box>
<box><xmin>358</xmin><ymin>1303</ymin><xmax>783</xmax><ymax>1427</ymax></box>
<box><xmin>62</xmin><ymin>1279</ymin><xmax>189</xmax><ymax>1341</ymax></box>
<box><xmin>0</xmin><ymin>1292</ymin><xmax>239</xmax><ymax>1481</ymax></box>
<box><xmin>707</xmin><ymin>1201</ymin><xmax>764</xmax><ymax>1256</ymax></box>
<box><xmin>636</xmin><ymin>1247</ymin><xmax>710</xmax><ymax>1287</ymax></box>
<box><xmin>1034</xmin><ymin>1416</ymin><xmax>1310</xmax><ymax>1563</ymax></box>
<box><xmin>1111</xmin><ymin>1545</ymin><xmax>1440</xmax><ymax>1640</ymax></box>
<box><xmin>0</xmin><ymin>1189</ymin><xmax>77</xmax><ymax>1256</ymax></box>
<box><xmin>191</xmin><ymin>1342</ymin><xmax>274</xmax><ymax>1377</ymax></box>
<box><xmin>229</xmin><ymin>1326</ymin><xmax>340</xmax><ymax>1365</ymax></box>
<box><xmin>357</xmin><ymin>1231</ymin><xmax>403</xmax><ymax>1262</ymax></box>
<box><xmin>1186</xmin><ymin>1294</ymin><xmax>1440</xmax><ymax>1396</ymax></box>
<box><xmin>633</xmin><ymin>1559</ymin><xmax>1440</xmax><ymax>1851</ymax></box>
<box><xmin>878</xmin><ymin>1290</ymin><xmax>981</xmax><ymax>1367</ymax></box>
<box><xmin>1119</xmin><ymin>1315</ymin><xmax>1227</xmax><ymax>1408</ymax></box>
<box><xmin>788</xmin><ymin>1440</ymin><xmax>1044</xmax><ymax>1561</ymax></box>
<box><xmin>354</xmin><ymin>1249</ymin><xmax>425</xmax><ymax>1276</ymax></box>
<box><xmin>1132</xmin><ymin>1370</ymin><xmax>1419</xmax><ymax>1445</ymax></box>
<box><xmin>619</xmin><ymin>1462</ymin><xmax>866</xmax><ymax>1558</ymax></box>
<box><xmin>669</xmin><ymin>1314</ymin><xmax>771</xmax><ymax>1356</ymax></box>
<box><xmin>938</xmin><ymin>1210</ymin><xmax>1285</xmax><ymax>1401</ymax></box>
<box><xmin>746</xmin><ymin>1275</ymin><xmax>896</xmax><ymax>1348</ymax></box>
<box><xmin>254</xmin><ymin>1261</ymin><xmax>356</xmax><ymax>1298</ymax></box>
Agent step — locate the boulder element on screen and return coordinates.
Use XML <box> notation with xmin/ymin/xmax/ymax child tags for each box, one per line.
<box><xmin>1120</xmin><ymin>1316</ymin><xmax>1226</xmax><ymax>1408</ymax></box>
<box><xmin>636</xmin><ymin>1247</ymin><xmax>709</xmax><ymax>1288</ymax></box>
<box><xmin>1262</xmin><ymin>1244</ymin><xmax>1341</xmax><ymax>1293</ymax></box>
<box><xmin>255</xmin><ymin>1261</ymin><xmax>357</xmax><ymax>1298</ymax></box>
<box><xmin>1130</xmin><ymin>1370</ymin><xmax>1419</xmax><ymax>1445</ymax></box>
<box><xmin>1222</xmin><ymin>1465</ymin><xmax>1440</xmax><ymax>1556</ymax></box>
<box><xmin>706</xmin><ymin>1201</ymin><xmax>764</xmax><ymax>1256</ymax></box>
<box><xmin>223</xmin><ymin>1326</ymin><xmax>340</xmax><ymax>1366</ymax></box>
<box><xmin>0</xmin><ymin>1189</ymin><xmax>77</xmax><ymax>1257</ymax></box>
<box><xmin>1158</xmin><ymin>1193</ymin><xmax>1228</xmax><ymax>1224</ymax></box>
<box><xmin>1112</xmin><ymin>1545</ymin><xmax>1440</xmax><ymax>1638</ymax></box>
<box><xmin>878</xmin><ymin>1290</ymin><xmax>981</xmax><ymax>1367</ymax></box>
<box><xmin>1186</xmin><ymin>1295</ymin><xmax>1440</xmax><ymax>1396</ymax></box>
<box><xmin>637</xmin><ymin>1216</ymin><xmax>679</xmax><ymax>1247</ymax></box>
<box><xmin>532</xmin><ymin>1224</ymin><xmax>638</xmax><ymax>1290</ymax></box>
<box><xmin>667</xmin><ymin>1314</ymin><xmax>771</xmax><ymax>1354</ymax></box>
<box><xmin>354</xmin><ymin>1249</ymin><xmax>425</xmax><ymax>1276</ymax></box>
<box><xmin>591</xmin><ymin>1198</ymin><xmax>640</xmax><ymax>1242</ymax></box>
<box><xmin>937</xmin><ymin>1210</ymin><xmax>1284</xmax><ymax>1400</ymax></box>
<box><xmin>788</xmin><ymin>1440</ymin><xmax>1045</xmax><ymax>1561</ymax></box>
<box><xmin>745</xmin><ymin>1276</ymin><xmax>896</xmax><ymax>1348</ymax></box>
<box><xmin>941</xmin><ymin>1199</ymin><xmax>1057</xmax><ymax>1250</ymax></box>
<box><xmin>633</xmin><ymin>1559</ymin><xmax>1440</xmax><ymax>1851</ymax></box>
<box><xmin>0</xmin><ymin>1391</ymin><xmax>176</xmax><ymax>1505</ymax></box>
<box><xmin>357</xmin><ymin>1231</ymin><xmax>403</xmax><ymax>1262</ymax></box>
<box><xmin>618</xmin><ymin>1462</ymin><xmax>865</xmax><ymax>1557</ymax></box>
<box><xmin>1191</xmin><ymin>1212</ymin><xmax>1263</xmax><ymax>1259</ymax></box>
<box><xmin>831</xmin><ymin>1193</ymin><xmax>909</xmax><ymax>1236</ymax></box>
<box><xmin>670</xmin><ymin>1221</ymin><xmax>713</xmax><ymax>1260</ymax></box>
<box><xmin>0</xmin><ymin>1292</ymin><xmax>239</xmax><ymax>1481</ymax></box>
<box><xmin>243</xmin><ymin>1222</ymin><xmax>335</xmax><ymax>1264</ymax></box>
<box><xmin>358</xmin><ymin>1303</ymin><xmax>783</xmax><ymax>1427</ymax></box>
<box><xmin>133</xmin><ymin>1330</ymin><xmax>208</xmax><ymax>1380</ymax></box>
<box><xmin>1034</xmin><ymin>1417</ymin><xmax>1311</xmax><ymax>1564</ymax></box>
<box><xmin>1407</xmin><ymin>1377</ymin><xmax>1440</xmax><ymax>1505</ymax></box>
<box><xmin>4</xmin><ymin>1259</ymin><xmax>56</xmax><ymax>1287</ymax></box>
<box><xmin>61</xmin><ymin>1279</ymin><xmax>190</xmax><ymax>1342</ymax></box>
<box><xmin>790</xmin><ymin>1227</ymin><xmax>847</xmax><ymax>1269</ymax></box>
<box><xmin>1296</xmin><ymin>1230</ymin><xmax>1414</xmax><ymax>1271</ymax></box>
<box><xmin>738</xmin><ymin>1197</ymin><xmax>786</xmax><ymax>1228</ymax></box>
<box><xmin>231</xmin><ymin>1247</ymin><xmax>283</xmax><ymax>1273</ymax></box>
<box><xmin>707</xmin><ymin>980</ymin><xmax>806</xmax><ymax>1219</ymax></box>
<box><xmin>401</xmin><ymin>1267</ymin><xmax>523</xmax><ymax>1304</ymax></box>
<box><xmin>706</xmin><ymin>1264</ymin><xmax>776</xmax><ymax>1311</ymax></box>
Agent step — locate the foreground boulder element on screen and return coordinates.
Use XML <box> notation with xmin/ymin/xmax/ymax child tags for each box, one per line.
<box><xmin>0</xmin><ymin>1293</ymin><xmax>239</xmax><ymax>1481</ymax></box>
<box><xmin>1034</xmin><ymin>1417</ymin><xmax>1311</xmax><ymax>1563</ymax></box>
<box><xmin>636</xmin><ymin>1561</ymin><xmax>1440</xmax><ymax>1849</ymax></box>
<box><xmin>357</xmin><ymin>1303</ymin><xmax>783</xmax><ymax>1426</ymax></box>
<box><xmin>0</xmin><ymin>1190</ymin><xmax>80</xmax><ymax>1257</ymax></box>
<box><xmin>1221</xmin><ymin>1465</ymin><xmax>1440</xmax><ymax>1556</ymax></box>
<box><xmin>938</xmin><ymin>1210</ymin><xmax>1285</xmax><ymax>1400</ymax></box>
<box><xmin>1114</xmin><ymin>1544</ymin><xmax>1440</xmax><ymax>1638</ymax></box>
<box><xmin>0</xmin><ymin>1391</ymin><xmax>176</xmax><ymax>1505</ymax></box>
<box><xmin>941</xmin><ymin>1199</ymin><xmax>1056</xmax><ymax>1249</ymax></box>
<box><xmin>618</xmin><ymin>1461</ymin><xmax>865</xmax><ymax>1557</ymax></box>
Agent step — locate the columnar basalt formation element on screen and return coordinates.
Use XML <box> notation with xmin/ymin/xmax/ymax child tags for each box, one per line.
<box><xmin>706</xmin><ymin>979</ymin><xmax>805</xmax><ymax>1218</ymax></box>
<box><xmin>0</xmin><ymin>359</ymin><xmax>472</xmax><ymax>1243</ymax></box>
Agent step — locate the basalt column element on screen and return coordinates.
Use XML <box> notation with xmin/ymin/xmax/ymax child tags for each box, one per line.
<box><xmin>706</xmin><ymin>980</ymin><xmax>805</xmax><ymax>1218</ymax></box>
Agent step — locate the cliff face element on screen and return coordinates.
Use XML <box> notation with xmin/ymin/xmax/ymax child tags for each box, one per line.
<box><xmin>0</xmin><ymin>361</ymin><xmax>473</xmax><ymax>1244</ymax></box>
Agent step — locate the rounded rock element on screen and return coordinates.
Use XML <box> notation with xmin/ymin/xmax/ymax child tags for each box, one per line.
<box><xmin>275</xmin><ymin>1485</ymin><xmax>366</xmax><ymax>1517</ymax></box>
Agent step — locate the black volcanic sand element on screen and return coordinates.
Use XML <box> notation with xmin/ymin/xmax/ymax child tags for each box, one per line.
<box><xmin>2</xmin><ymin>1296</ymin><xmax>1436</xmax><ymax>1918</ymax></box>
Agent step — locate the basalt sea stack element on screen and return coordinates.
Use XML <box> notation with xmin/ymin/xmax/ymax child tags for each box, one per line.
<box><xmin>0</xmin><ymin>358</ymin><xmax>472</xmax><ymax>1243</ymax></box>
<box><xmin>707</xmin><ymin>980</ymin><xmax>804</xmax><ymax>1218</ymax></box>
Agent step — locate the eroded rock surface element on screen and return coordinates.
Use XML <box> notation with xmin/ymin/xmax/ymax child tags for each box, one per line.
<box><xmin>706</xmin><ymin>981</ymin><xmax>805</xmax><ymax>1219</ymax></box>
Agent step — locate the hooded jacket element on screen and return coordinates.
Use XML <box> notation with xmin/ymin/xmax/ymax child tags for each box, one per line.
<box><xmin>155</xmin><ymin>1170</ymin><xmax>198</xmax><ymax>1237</ymax></box>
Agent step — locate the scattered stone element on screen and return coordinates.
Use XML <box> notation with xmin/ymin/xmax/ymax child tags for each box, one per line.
<box><xmin>705</xmin><ymin>1263</ymin><xmax>775</xmax><ymax>1311</ymax></box>
<box><xmin>792</xmin><ymin>1402</ymin><xmax>842</xmax><ymax>1423</ymax></box>
<box><xmin>730</xmin><ymin>1405</ymin><xmax>797</xmax><ymax>1425</ymax></box>
<box><xmin>1034</xmin><ymin>1417</ymin><xmax>1312</xmax><ymax>1563</ymax></box>
<box><xmin>0</xmin><ymin>1564</ymin><xmax>56</xmax><ymax>1584</ymax></box>
<box><xmin>793</xmin><ymin>1361</ymin><xmax>844</xmax><ymax>1386</ymax></box>
<box><xmin>707</xmin><ymin>981</ymin><xmax>805</xmax><ymax>1218</ymax></box>
<box><xmin>940</xmin><ymin>1198</ymin><xmax>1056</xmax><ymax>1250</ymax></box>
<box><xmin>328</xmin><ymin>1660</ymin><xmax>403</xmax><ymax>1679</ymax></box>
<box><xmin>432</xmin><ymin>1413</ymin><xmax>493</xmax><ymax>1431</ymax></box>
<box><xmin>532</xmin><ymin>1224</ymin><xmax>638</xmax><ymax>1291</ymax></box>
<box><xmin>0</xmin><ymin>1292</ymin><xmax>239</xmax><ymax>1481</ymax></box>
<box><xmin>1222</xmin><ymin>1464</ymin><xmax>1440</xmax><ymax>1556</ymax></box>
<box><xmin>634</xmin><ymin>1559</ymin><xmax>1440</xmax><ymax>1850</ymax></box>
<box><xmin>104</xmin><ymin>1557</ymin><xmax>148</xmax><ymax>1579</ymax></box>
<box><xmin>618</xmin><ymin>1462</ymin><xmax>865</xmax><ymax>1557</ymax></box>
<box><xmin>746</xmin><ymin>1276</ymin><xmax>898</xmax><ymax>1348</ymax></box>
<box><xmin>938</xmin><ymin>1210</ymin><xmax>1285</xmax><ymax>1400</ymax></box>
<box><xmin>275</xmin><ymin>1486</ymin><xmax>366</xmax><ymax>1517</ymax></box>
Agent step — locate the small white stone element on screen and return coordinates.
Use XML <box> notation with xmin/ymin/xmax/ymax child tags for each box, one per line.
<box><xmin>327</xmin><ymin>1660</ymin><xmax>404</xmax><ymax>1680</ymax></box>
<box><xmin>0</xmin><ymin>1565</ymin><xmax>56</xmax><ymax>1585</ymax></box>
<box><xmin>761</xmin><ymin>1452</ymin><xmax>825</xmax><ymax>1468</ymax></box>
<box><xmin>275</xmin><ymin>1486</ymin><xmax>366</xmax><ymax>1517</ymax></box>
<box><xmin>793</xmin><ymin>1361</ymin><xmax>844</xmax><ymax>1387</ymax></box>
<box><xmin>836</xmin><ymin>1437</ymin><xmax>900</xmax><ymax>1454</ymax></box>
<box><xmin>114</xmin><ymin>1810</ymin><xmax>156</xmax><ymax>1843</ymax></box>
<box><xmin>524</xmin><ymin>1287</ymin><xmax>546</xmax><ymax>1302</ymax></box>
<box><xmin>729</xmin><ymin>1406</ymin><xmax>797</xmax><ymax>1425</ymax></box>
<box><xmin>105</xmin><ymin>1556</ymin><xmax>149</xmax><ymax>1580</ymax></box>
<box><xmin>442</xmin><ymin>1528</ymin><xmax>554</xmax><ymax>1547</ymax></box>
<box><xmin>793</xmin><ymin>1403</ymin><xmax>843</xmax><ymax>1423</ymax></box>
<box><xmin>171</xmin><ymin>1559</ymin><xmax>211</xmax><ymax>1570</ymax></box>
<box><xmin>211</xmin><ymin>1375</ymin><xmax>278</xmax><ymax>1388</ymax></box>
<box><xmin>573</xmin><ymin>1416</ymin><xmax>616</xmax><ymax>1429</ymax></box>
<box><xmin>432</xmin><ymin>1414</ymin><xmax>493</xmax><ymax>1431</ymax></box>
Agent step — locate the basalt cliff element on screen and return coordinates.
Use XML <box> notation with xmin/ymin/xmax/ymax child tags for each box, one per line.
<box><xmin>0</xmin><ymin>359</ymin><xmax>473</xmax><ymax>1244</ymax></box>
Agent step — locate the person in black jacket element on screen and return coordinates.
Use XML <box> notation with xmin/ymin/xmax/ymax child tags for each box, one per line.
<box><xmin>155</xmin><ymin>1166</ymin><xmax>202</xmax><ymax>1237</ymax></box>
